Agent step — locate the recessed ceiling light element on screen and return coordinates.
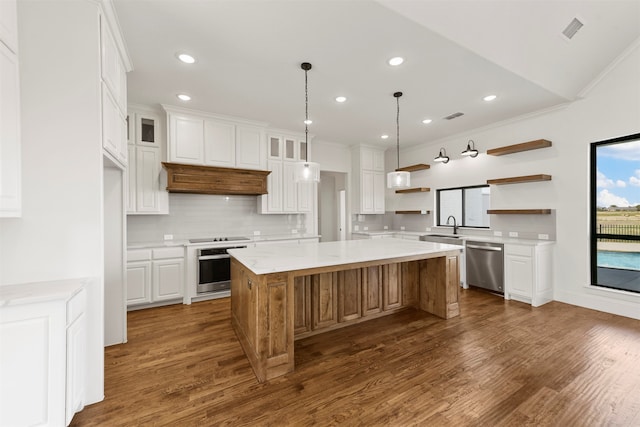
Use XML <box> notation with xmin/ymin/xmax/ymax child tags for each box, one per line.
<box><xmin>381</xmin><ymin>134</ymin><xmax>389</xmax><ymax>139</ymax></box>
<box><xmin>177</xmin><ymin>94</ymin><xmax>191</xmax><ymax>101</ymax></box>
<box><xmin>303</xmin><ymin>119</ymin><xmax>313</xmax><ymax>125</ymax></box>
<box><xmin>422</xmin><ymin>119</ymin><xmax>433</xmax><ymax>124</ymax></box>
<box><xmin>177</xmin><ymin>53</ymin><xmax>195</xmax><ymax>64</ymax></box>
<box><xmin>483</xmin><ymin>94</ymin><xmax>497</xmax><ymax>102</ymax></box>
<box><xmin>388</xmin><ymin>57</ymin><xmax>404</xmax><ymax>66</ymax></box>
<box><xmin>335</xmin><ymin>96</ymin><xmax>347</xmax><ymax>103</ymax></box>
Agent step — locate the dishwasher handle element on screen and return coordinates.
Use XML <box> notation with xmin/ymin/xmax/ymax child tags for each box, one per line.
<box><xmin>466</xmin><ymin>244</ymin><xmax>503</xmax><ymax>251</ymax></box>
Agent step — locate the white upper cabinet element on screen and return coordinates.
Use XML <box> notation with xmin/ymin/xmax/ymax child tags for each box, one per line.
<box><xmin>101</xmin><ymin>83</ymin><xmax>127</xmax><ymax>165</ymax></box>
<box><xmin>164</xmin><ymin>105</ymin><xmax>267</xmax><ymax>170</ymax></box>
<box><xmin>170</xmin><ymin>114</ymin><xmax>204</xmax><ymax>164</ymax></box>
<box><xmin>258</xmin><ymin>130</ymin><xmax>313</xmax><ymax>214</ymax></box>
<box><xmin>127</xmin><ymin>106</ymin><xmax>168</xmax><ymax>215</ymax></box>
<box><xmin>236</xmin><ymin>125</ymin><xmax>266</xmax><ymax>170</ymax></box>
<box><xmin>100</xmin><ymin>16</ymin><xmax>126</xmax><ymax>112</ymax></box>
<box><xmin>352</xmin><ymin>145</ymin><xmax>386</xmax><ymax>214</ymax></box>
<box><xmin>0</xmin><ymin>0</ymin><xmax>20</xmax><ymax>217</ymax></box>
<box><xmin>204</xmin><ymin>120</ymin><xmax>235</xmax><ymax>167</ymax></box>
<box><xmin>99</xmin><ymin>14</ymin><xmax>128</xmax><ymax>169</ymax></box>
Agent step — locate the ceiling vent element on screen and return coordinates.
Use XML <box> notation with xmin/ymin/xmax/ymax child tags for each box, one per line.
<box><xmin>562</xmin><ymin>17</ymin><xmax>584</xmax><ymax>40</ymax></box>
<box><xmin>444</xmin><ymin>112</ymin><xmax>464</xmax><ymax>120</ymax></box>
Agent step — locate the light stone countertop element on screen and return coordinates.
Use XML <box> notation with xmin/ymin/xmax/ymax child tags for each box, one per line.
<box><xmin>228</xmin><ymin>238</ymin><xmax>462</xmax><ymax>275</ymax></box>
<box><xmin>352</xmin><ymin>230</ymin><xmax>554</xmax><ymax>246</ymax></box>
<box><xmin>127</xmin><ymin>234</ymin><xmax>321</xmax><ymax>249</ymax></box>
<box><xmin>0</xmin><ymin>277</ymin><xmax>88</xmax><ymax>306</ymax></box>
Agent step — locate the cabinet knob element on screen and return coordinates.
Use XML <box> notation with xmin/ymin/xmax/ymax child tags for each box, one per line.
<box><xmin>247</xmin><ymin>278</ymin><xmax>252</xmax><ymax>289</ymax></box>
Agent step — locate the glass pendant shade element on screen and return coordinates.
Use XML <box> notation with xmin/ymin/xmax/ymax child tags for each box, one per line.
<box><xmin>296</xmin><ymin>61</ymin><xmax>320</xmax><ymax>182</ymax></box>
<box><xmin>387</xmin><ymin>91</ymin><xmax>409</xmax><ymax>189</ymax></box>
<box><xmin>387</xmin><ymin>171</ymin><xmax>410</xmax><ymax>188</ymax></box>
<box><xmin>295</xmin><ymin>161</ymin><xmax>320</xmax><ymax>182</ymax></box>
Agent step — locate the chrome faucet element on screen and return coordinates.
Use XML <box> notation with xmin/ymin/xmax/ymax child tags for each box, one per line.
<box><xmin>446</xmin><ymin>215</ymin><xmax>458</xmax><ymax>235</ymax></box>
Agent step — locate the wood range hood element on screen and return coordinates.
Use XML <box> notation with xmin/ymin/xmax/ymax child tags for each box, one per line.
<box><xmin>161</xmin><ymin>162</ymin><xmax>271</xmax><ymax>196</ymax></box>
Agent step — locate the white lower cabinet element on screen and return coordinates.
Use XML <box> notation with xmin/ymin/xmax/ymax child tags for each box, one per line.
<box><xmin>127</xmin><ymin>247</ymin><xmax>184</xmax><ymax>308</ymax></box>
<box><xmin>504</xmin><ymin>243</ymin><xmax>553</xmax><ymax>307</ymax></box>
<box><xmin>0</xmin><ymin>281</ymin><xmax>87</xmax><ymax>426</ymax></box>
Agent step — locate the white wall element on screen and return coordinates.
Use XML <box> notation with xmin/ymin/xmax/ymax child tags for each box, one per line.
<box><xmin>387</xmin><ymin>41</ymin><xmax>640</xmax><ymax>319</ymax></box>
<box><xmin>0</xmin><ymin>0</ymin><xmax>105</xmax><ymax>403</ymax></box>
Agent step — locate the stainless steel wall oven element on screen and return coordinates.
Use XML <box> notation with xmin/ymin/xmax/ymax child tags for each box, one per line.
<box><xmin>193</xmin><ymin>239</ymin><xmax>248</xmax><ymax>294</ymax></box>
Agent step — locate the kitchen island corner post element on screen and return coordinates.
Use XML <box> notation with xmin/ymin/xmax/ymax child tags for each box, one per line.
<box><xmin>230</xmin><ymin>258</ymin><xmax>295</xmax><ymax>383</ymax></box>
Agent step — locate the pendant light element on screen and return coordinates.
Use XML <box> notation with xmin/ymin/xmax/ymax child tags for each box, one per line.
<box><xmin>461</xmin><ymin>139</ymin><xmax>479</xmax><ymax>158</ymax></box>
<box><xmin>386</xmin><ymin>91</ymin><xmax>410</xmax><ymax>188</ymax></box>
<box><xmin>294</xmin><ymin>62</ymin><xmax>320</xmax><ymax>182</ymax></box>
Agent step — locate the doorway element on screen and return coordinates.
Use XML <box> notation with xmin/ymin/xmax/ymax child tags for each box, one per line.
<box><xmin>319</xmin><ymin>171</ymin><xmax>347</xmax><ymax>242</ymax></box>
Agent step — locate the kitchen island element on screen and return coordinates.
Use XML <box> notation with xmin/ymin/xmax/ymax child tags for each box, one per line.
<box><xmin>228</xmin><ymin>238</ymin><xmax>462</xmax><ymax>382</ymax></box>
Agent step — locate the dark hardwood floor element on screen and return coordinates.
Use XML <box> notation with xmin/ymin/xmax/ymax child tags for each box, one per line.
<box><xmin>71</xmin><ymin>289</ymin><xmax>640</xmax><ymax>426</ymax></box>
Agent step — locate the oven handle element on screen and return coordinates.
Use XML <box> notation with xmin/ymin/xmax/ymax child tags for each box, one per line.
<box><xmin>199</xmin><ymin>254</ymin><xmax>230</xmax><ymax>260</ymax></box>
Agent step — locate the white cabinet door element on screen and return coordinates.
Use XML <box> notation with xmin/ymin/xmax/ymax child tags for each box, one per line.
<box><xmin>297</xmin><ymin>181</ymin><xmax>312</xmax><ymax>213</ymax></box>
<box><xmin>126</xmin><ymin>145</ymin><xmax>136</xmax><ymax>213</ymax></box>
<box><xmin>0</xmin><ymin>41</ymin><xmax>20</xmax><ymax>217</ymax></box>
<box><xmin>373</xmin><ymin>171</ymin><xmax>385</xmax><ymax>213</ymax></box>
<box><xmin>153</xmin><ymin>259</ymin><xmax>184</xmax><ymax>301</ymax></box>
<box><xmin>126</xmin><ymin>261</ymin><xmax>152</xmax><ymax>305</ymax></box>
<box><xmin>361</xmin><ymin>170</ymin><xmax>374</xmax><ymax>213</ymax></box>
<box><xmin>101</xmin><ymin>84</ymin><xmax>126</xmax><ymax>167</ymax></box>
<box><xmin>169</xmin><ymin>115</ymin><xmax>204</xmax><ymax>164</ymax></box>
<box><xmin>65</xmin><ymin>312</ymin><xmax>86</xmax><ymax>425</ymax></box>
<box><xmin>505</xmin><ymin>249</ymin><xmax>533</xmax><ymax>299</ymax></box>
<box><xmin>135</xmin><ymin>146</ymin><xmax>161</xmax><ymax>212</ymax></box>
<box><xmin>267</xmin><ymin>160</ymin><xmax>283</xmax><ymax>212</ymax></box>
<box><xmin>204</xmin><ymin>120</ymin><xmax>235</xmax><ymax>167</ymax></box>
<box><xmin>100</xmin><ymin>18</ymin><xmax>125</xmax><ymax>112</ymax></box>
<box><xmin>283</xmin><ymin>136</ymin><xmax>297</xmax><ymax>162</ymax></box>
<box><xmin>373</xmin><ymin>150</ymin><xmax>385</xmax><ymax>171</ymax></box>
<box><xmin>236</xmin><ymin>125</ymin><xmax>265</xmax><ymax>169</ymax></box>
<box><xmin>267</xmin><ymin>135</ymin><xmax>282</xmax><ymax>159</ymax></box>
<box><xmin>283</xmin><ymin>162</ymin><xmax>298</xmax><ymax>212</ymax></box>
<box><xmin>136</xmin><ymin>112</ymin><xmax>160</xmax><ymax>147</ymax></box>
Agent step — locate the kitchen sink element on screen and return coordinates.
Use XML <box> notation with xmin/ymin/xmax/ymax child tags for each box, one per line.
<box><xmin>419</xmin><ymin>234</ymin><xmax>463</xmax><ymax>245</ymax></box>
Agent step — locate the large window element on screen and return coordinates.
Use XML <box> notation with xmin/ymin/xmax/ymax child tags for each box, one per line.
<box><xmin>437</xmin><ymin>185</ymin><xmax>490</xmax><ymax>228</ymax></box>
<box><xmin>590</xmin><ymin>133</ymin><xmax>640</xmax><ymax>293</ymax></box>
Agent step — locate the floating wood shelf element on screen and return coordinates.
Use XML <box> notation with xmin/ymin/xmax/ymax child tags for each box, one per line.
<box><xmin>487</xmin><ymin>139</ymin><xmax>552</xmax><ymax>156</ymax></box>
<box><xmin>395</xmin><ymin>210</ymin><xmax>431</xmax><ymax>215</ymax></box>
<box><xmin>396</xmin><ymin>164</ymin><xmax>430</xmax><ymax>172</ymax></box>
<box><xmin>487</xmin><ymin>209</ymin><xmax>551</xmax><ymax>215</ymax></box>
<box><xmin>487</xmin><ymin>174</ymin><xmax>552</xmax><ymax>185</ymax></box>
<box><xmin>395</xmin><ymin>187</ymin><xmax>430</xmax><ymax>194</ymax></box>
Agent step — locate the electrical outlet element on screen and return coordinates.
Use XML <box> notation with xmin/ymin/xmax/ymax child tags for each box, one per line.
<box><xmin>400</xmin><ymin>226</ymin><xmax>405</xmax><ymax>231</ymax></box>
<box><xmin>493</xmin><ymin>231</ymin><xmax>502</xmax><ymax>237</ymax></box>
<box><xmin>538</xmin><ymin>233</ymin><xmax>549</xmax><ymax>240</ymax></box>
<box><xmin>509</xmin><ymin>231</ymin><xmax>519</xmax><ymax>237</ymax></box>
<box><xmin>163</xmin><ymin>234</ymin><xmax>173</xmax><ymax>241</ymax></box>
<box><xmin>253</xmin><ymin>230</ymin><xmax>261</xmax><ymax>236</ymax></box>
<box><xmin>383</xmin><ymin>226</ymin><xmax>388</xmax><ymax>230</ymax></box>
<box><xmin>363</xmin><ymin>226</ymin><xmax>369</xmax><ymax>231</ymax></box>
<box><xmin>425</xmin><ymin>227</ymin><xmax>432</xmax><ymax>232</ymax></box>
<box><xmin>291</xmin><ymin>229</ymin><xmax>298</xmax><ymax>234</ymax></box>
<box><xmin>354</xmin><ymin>225</ymin><xmax>360</xmax><ymax>231</ymax></box>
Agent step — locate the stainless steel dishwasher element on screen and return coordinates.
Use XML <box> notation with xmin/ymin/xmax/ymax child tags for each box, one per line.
<box><xmin>465</xmin><ymin>241</ymin><xmax>504</xmax><ymax>294</ymax></box>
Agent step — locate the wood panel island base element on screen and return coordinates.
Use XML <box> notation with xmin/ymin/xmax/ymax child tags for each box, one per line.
<box><xmin>229</xmin><ymin>239</ymin><xmax>461</xmax><ymax>383</ymax></box>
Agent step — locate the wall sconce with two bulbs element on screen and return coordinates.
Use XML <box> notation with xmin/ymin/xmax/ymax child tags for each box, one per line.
<box><xmin>434</xmin><ymin>140</ymin><xmax>479</xmax><ymax>164</ymax></box>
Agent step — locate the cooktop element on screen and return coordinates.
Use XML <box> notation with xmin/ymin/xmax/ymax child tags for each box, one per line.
<box><xmin>188</xmin><ymin>236</ymin><xmax>251</xmax><ymax>244</ymax></box>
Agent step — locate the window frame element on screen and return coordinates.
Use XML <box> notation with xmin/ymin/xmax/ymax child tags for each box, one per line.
<box><xmin>436</xmin><ymin>184</ymin><xmax>491</xmax><ymax>229</ymax></box>
<box><xmin>589</xmin><ymin>132</ymin><xmax>640</xmax><ymax>288</ymax></box>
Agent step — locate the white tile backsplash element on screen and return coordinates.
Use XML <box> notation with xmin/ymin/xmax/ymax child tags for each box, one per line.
<box><xmin>127</xmin><ymin>193</ymin><xmax>306</xmax><ymax>243</ymax></box>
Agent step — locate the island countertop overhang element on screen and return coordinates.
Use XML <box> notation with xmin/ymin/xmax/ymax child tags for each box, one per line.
<box><xmin>228</xmin><ymin>238</ymin><xmax>462</xmax><ymax>276</ymax></box>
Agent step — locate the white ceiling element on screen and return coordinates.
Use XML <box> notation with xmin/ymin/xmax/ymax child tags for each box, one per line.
<box><xmin>113</xmin><ymin>0</ymin><xmax>640</xmax><ymax>149</ymax></box>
